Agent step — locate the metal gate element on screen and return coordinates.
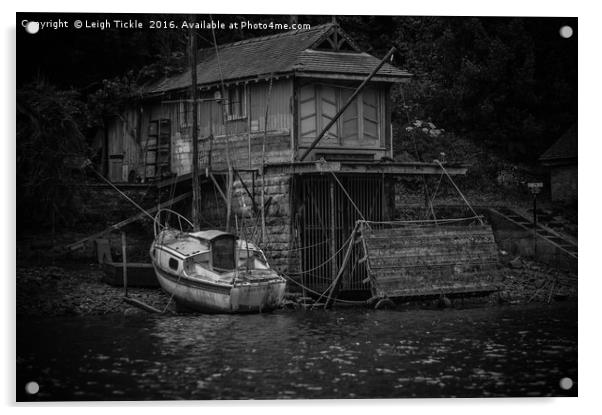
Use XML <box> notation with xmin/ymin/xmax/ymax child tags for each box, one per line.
<box><xmin>293</xmin><ymin>174</ymin><xmax>386</xmax><ymax>293</ymax></box>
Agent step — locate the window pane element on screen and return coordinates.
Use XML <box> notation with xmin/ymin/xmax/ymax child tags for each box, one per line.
<box><xmin>363</xmin><ymin>89</ymin><xmax>379</xmax><ymax>140</ymax></box>
<box><xmin>320</xmin><ymin>86</ymin><xmax>338</xmax><ymax>138</ymax></box>
<box><xmin>341</xmin><ymin>89</ymin><xmax>359</xmax><ymax>140</ymax></box>
<box><xmin>212</xmin><ymin>235</ymin><xmax>236</xmax><ymax>272</ymax></box>
<box><xmin>299</xmin><ymin>85</ymin><xmax>317</xmax><ymax>139</ymax></box>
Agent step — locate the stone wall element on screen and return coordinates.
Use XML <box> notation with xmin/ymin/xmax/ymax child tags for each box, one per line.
<box><xmin>196</xmin><ymin>171</ymin><xmax>297</xmax><ymax>276</ymax></box>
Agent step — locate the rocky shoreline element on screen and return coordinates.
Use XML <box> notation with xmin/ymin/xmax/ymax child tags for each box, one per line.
<box><xmin>16</xmin><ymin>264</ymin><xmax>172</xmax><ymax>318</ymax></box>
<box><xmin>16</xmin><ymin>255</ymin><xmax>577</xmax><ymax>318</ymax></box>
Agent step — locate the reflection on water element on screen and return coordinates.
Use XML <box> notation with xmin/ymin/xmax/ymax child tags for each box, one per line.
<box><xmin>17</xmin><ymin>302</ymin><xmax>577</xmax><ymax>400</ymax></box>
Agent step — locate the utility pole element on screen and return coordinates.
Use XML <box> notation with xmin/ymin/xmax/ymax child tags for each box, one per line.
<box><xmin>190</xmin><ymin>15</ymin><xmax>200</xmax><ymax>231</ymax></box>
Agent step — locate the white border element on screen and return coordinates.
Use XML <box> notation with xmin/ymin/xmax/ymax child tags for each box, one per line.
<box><xmin>3</xmin><ymin>1</ymin><xmax>600</xmax><ymax>414</ymax></box>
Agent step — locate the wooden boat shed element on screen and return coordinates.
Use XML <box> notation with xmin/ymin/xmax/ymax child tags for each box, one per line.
<box><xmin>103</xmin><ymin>23</ymin><xmax>476</xmax><ymax>296</ymax></box>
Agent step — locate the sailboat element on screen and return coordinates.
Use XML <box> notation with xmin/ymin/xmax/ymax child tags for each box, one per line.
<box><xmin>150</xmin><ymin>210</ymin><xmax>286</xmax><ymax>313</ymax></box>
<box><xmin>149</xmin><ymin>22</ymin><xmax>286</xmax><ymax>313</ymax></box>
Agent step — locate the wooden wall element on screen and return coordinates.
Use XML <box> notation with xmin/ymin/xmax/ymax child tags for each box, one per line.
<box><xmin>106</xmin><ymin>107</ymin><xmax>142</xmax><ymax>182</ymax></box>
<box><xmin>105</xmin><ymin>77</ymin><xmax>396</xmax><ymax>182</ymax></box>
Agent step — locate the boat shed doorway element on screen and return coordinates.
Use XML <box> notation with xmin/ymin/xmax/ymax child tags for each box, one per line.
<box><xmin>292</xmin><ymin>174</ymin><xmax>392</xmax><ymax>294</ymax></box>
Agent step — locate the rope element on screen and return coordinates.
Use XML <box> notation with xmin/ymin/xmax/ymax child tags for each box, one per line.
<box><xmin>284</xmin><ymin>239</ymin><xmax>327</xmax><ymax>252</ymax></box>
<box><xmin>429</xmin><ymin>172</ymin><xmax>444</xmax><ymax>208</ymax></box>
<box><xmin>281</xmin><ymin>274</ymin><xmax>367</xmax><ymax>305</ymax></box>
<box><xmin>89</xmin><ymin>165</ymin><xmax>156</xmax><ymax>223</ymax></box>
<box><xmin>330</xmin><ymin>172</ymin><xmax>367</xmax><ymax>223</ymax></box>
<box><xmin>284</xmin><ymin>232</ymin><xmax>354</xmax><ymax>276</ymax></box>
<box><xmin>433</xmin><ymin>160</ymin><xmax>484</xmax><ymax>225</ymax></box>
<box><xmin>161</xmin><ymin>273</ymin><xmax>182</xmax><ymax>314</ymax></box>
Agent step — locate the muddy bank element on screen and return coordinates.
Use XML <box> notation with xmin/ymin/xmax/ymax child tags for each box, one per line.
<box><xmin>16</xmin><ymin>264</ymin><xmax>172</xmax><ymax>318</ymax></box>
<box><xmin>16</xmin><ymin>255</ymin><xmax>577</xmax><ymax>318</ymax></box>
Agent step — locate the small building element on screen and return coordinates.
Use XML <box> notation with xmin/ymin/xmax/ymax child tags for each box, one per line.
<box><xmin>539</xmin><ymin>124</ymin><xmax>578</xmax><ymax>203</ymax></box>
<box><xmin>103</xmin><ymin>23</ymin><xmax>468</xmax><ymax>294</ymax></box>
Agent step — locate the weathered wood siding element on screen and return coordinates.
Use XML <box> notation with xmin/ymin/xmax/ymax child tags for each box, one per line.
<box><xmin>169</xmin><ymin>78</ymin><xmax>293</xmax><ymax>175</ymax></box>
<box><xmin>364</xmin><ymin>224</ymin><xmax>501</xmax><ymax>298</ymax></box>
<box><xmin>107</xmin><ymin>108</ymin><xmax>142</xmax><ymax>182</ymax></box>
<box><xmin>105</xmin><ymin>77</ymin><xmax>399</xmax><ymax>181</ymax></box>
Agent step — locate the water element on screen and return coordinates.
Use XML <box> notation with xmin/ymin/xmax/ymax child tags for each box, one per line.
<box><xmin>17</xmin><ymin>302</ymin><xmax>577</xmax><ymax>400</ymax></box>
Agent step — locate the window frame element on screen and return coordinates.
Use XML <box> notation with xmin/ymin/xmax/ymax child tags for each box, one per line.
<box><xmin>168</xmin><ymin>257</ymin><xmax>179</xmax><ymax>271</ymax></box>
<box><xmin>298</xmin><ymin>83</ymin><xmax>382</xmax><ymax>146</ymax></box>
<box><xmin>225</xmin><ymin>85</ymin><xmax>247</xmax><ymax>121</ymax></box>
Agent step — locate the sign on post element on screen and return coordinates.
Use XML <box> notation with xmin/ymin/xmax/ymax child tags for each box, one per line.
<box><xmin>527</xmin><ymin>182</ymin><xmax>544</xmax><ymax>194</ymax></box>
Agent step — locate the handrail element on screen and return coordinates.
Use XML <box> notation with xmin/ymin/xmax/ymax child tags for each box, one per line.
<box><xmin>154</xmin><ymin>208</ymin><xmax>194</xmax><ymax>237</ymax></box>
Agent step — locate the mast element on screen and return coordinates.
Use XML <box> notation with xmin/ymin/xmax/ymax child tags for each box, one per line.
<box><xmin>190</xmin><ymin>15</ymin><xmax>200</xmax><ymax>231</ymax></box>
<box><xmin>209</xmin><ymin>17</ymin><xmax>233</xmax><ymax>233</ymax></box>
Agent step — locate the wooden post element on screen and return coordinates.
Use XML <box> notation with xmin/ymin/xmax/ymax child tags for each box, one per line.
<box><xmin>329</xmin><ymin>177</ymin><xmax>337</xmax><ymax>283</ymax></box>
<box><xmin>533</xmin><ymin>194</ymin><xmax>538</xmax><ymax>258</ymax></box>
<box><xmin>226</xmin><ymin>166</ymin><xmax>233</xmax><ymax>232</ymax></box>
<box><xmin>260</xmin><ymin>78</ymin><xmax>273</xmax><ymax>244</ymax></box>
<box><xmin>324</xmin><ymin>226</ymin><xmax>356</xmax><ymax>309</ymax></box>
<box><xmin>190</xmin><ymin>15</ymin><xmax>200</xmax><ymax>231</ymax></box>
<box><xmin>121</xmin><ymin>231</ymin><xmax>128</xmax><ymax>297</ymax></box>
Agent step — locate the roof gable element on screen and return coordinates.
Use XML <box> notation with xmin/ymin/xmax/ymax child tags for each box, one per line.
<box><xmin>144</xmin><ymin>23</ymin><xmax>410</xmax><ymax>95</ymax></box>
<box><xmin>540</xmin><ymin>124</ymin><xmax>578</xmax><ymax>163</ymax></box>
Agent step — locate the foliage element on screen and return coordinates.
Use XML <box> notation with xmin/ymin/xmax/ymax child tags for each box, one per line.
<box><xmin>15</xmin><ymin>15</ymin><xmax>577</xmax><ymax>225</ymax></box>
<box><xmin>16</xmin><ymin>82</ymin><xmax>91</xmax><ymax>229</ymax></box>
<box><xmin>339</xmin><ymin>16</ymin><xmax>577</xmax><ymax>161</ymax></box>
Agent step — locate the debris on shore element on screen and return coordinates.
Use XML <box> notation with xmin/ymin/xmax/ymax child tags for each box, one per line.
<box><xmin>496</xmin><ymin>257</ymin><xmax>577</xmax><ymax>304</ymax></box>
<box><xmin>16</xmin><ymin>265</ymin><xmax>171</xmax><ymax>318</ymax></box>
<box><xmin>16</xmin><ymin>255</ymin><xmax>577</xmax><ymax>318</ymax></box>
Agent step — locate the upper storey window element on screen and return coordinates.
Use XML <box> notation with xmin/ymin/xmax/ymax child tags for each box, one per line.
<box><xmin>299</xmin><ymin>83</ymin><xmax>382</xmax><ymax>148</ymax></box>
<box><xmin>226</xmin><ymin>85</ymin><xmax>246</xmax><ymax>120</ymax></box>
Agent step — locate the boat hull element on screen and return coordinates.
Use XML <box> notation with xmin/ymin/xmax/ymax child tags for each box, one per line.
<box><xmin>153</xmin><ymin>265</ymin><xmax>286</xmax><ymax>314</ymax></box>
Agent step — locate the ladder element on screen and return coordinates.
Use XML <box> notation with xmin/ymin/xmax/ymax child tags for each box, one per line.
<box><xmin>144</xmin><ymin>119</ymin><xmax>171</xmax><ymax>182</ymax></box>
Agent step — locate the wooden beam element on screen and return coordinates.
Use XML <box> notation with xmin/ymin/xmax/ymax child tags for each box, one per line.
<box><xmin>123</xmin><ymin>297</ymin><xmax>164</xmax><ymax>314</ymax></box>
<box><xmin>64</xmin><ymin>191</ymin><xmax>192</xmax><ymax>251</ymax></box>
<box><xmin>294</xmin><ymin>72</ymin><xmax>410</xmax><ymax>83</ymax></box>
<box><xmin>156</xmin><ymin>168</ymin><xmax>258</xmax><ymax>189</ymax></box>
<box><xmin>264</xmin><ymin>161</ymin><xmax>469</xmax><ymax>176</ymax></box>
<box><xmin>209</xmin><ymin>172</ymin><xmax>228</xmax><ymax>204</ymax></box>
<box><xmin>234</xmin><ymin>169</ymin><xmax>259</xmax><ymax>214</ymax></box>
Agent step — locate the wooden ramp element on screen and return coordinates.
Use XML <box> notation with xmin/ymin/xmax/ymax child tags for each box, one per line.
<box><xmin>489</xmin><ymin>207</ymin><xmax>577</xmax><ymax>258</ymax></box>
<box><xmin>362</xmin><ymin>223</ymin><xmax>501</xmax><ymax>302</ymax></box>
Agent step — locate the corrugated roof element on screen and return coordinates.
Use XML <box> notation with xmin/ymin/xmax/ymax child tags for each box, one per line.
<box><xmin>540</xmin><ymin>124</ymin><xmax>578</xmax><ymax>162</ymax></box>
<box><xmin>144</xmin><ymin>23</ymin><xmax>410</xmax><ymax>95</ymax></box>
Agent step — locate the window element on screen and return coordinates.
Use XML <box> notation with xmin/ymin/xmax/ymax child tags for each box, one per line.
<box><xmin>226</xmin><ymin>85</ymin><xmax>246</xmax><ymax>119</ymax></box>
<box><xmin>212</xmin><ymin>235</ymin><xmax>236</xmax><ymax>272</ymax></box>
<box><xmin>298</xmin><ymin>84</ymin><xmax>381</xmax><ymax>146</ymax></box>
<box><xmin>168</xmin><ymin>257</ymin><xmax>179</xmax><ymax>271</ymax></box>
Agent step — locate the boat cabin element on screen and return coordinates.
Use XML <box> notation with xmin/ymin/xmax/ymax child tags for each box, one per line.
<box><xmin>153</xmin><ymin>229</ymin><xmax>269</xmax><ymax>276</ymax></box>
